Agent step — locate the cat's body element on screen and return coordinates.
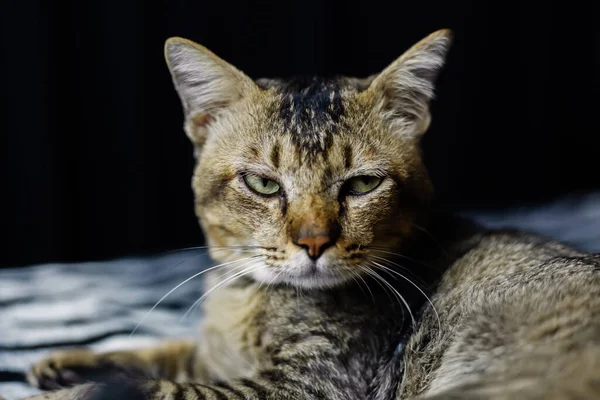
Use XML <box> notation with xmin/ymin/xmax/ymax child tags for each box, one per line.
<box><xmin>22</xmin><ymin>30</ymin><xmax>600</xmax><ymax>400</ymax></box>
<box><xmin>391</xmin><ymin>224</ymin><xmax>600</xmax><ymax>399</ymax></box>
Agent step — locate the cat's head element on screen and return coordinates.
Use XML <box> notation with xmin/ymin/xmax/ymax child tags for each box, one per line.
<box><xmin>165</xmin><ymin>30</ymin><xmax>451</xmax><ymax>289</ymax></box>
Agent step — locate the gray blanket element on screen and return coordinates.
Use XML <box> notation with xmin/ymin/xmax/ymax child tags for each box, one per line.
<box><xmin>2</xmin><ymin>192</ymin><xmax>600</xmax><ymax>399</ymax></box>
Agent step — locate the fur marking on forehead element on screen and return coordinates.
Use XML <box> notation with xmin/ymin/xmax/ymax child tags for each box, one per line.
<box><xmin>277</xmin><ymin>77</ymin><xmax>346</xmax><ymax>156</ymax></box>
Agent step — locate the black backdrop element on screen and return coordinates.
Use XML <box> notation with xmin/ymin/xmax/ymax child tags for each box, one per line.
<box><xmin>2</xmin><ymin>1</ymin><xmax>600</xmax><ymax>267</ymax></box>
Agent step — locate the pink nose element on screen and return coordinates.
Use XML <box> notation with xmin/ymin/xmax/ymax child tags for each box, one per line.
<box><xmin>296</xmin><ymin>235</ymin><xmax>333</xmax><ymax>259</ymax></box>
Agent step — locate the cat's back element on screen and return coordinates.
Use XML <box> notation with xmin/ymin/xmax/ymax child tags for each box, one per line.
<box><xmin>399</xmin><ymin>231</ymin><xmax>600</xmax><ymax>399</ymax></box>
<box><xmin>439</xmin><ymin>232</ymin><xmax>600</xmax><ymax>309</ymax></box>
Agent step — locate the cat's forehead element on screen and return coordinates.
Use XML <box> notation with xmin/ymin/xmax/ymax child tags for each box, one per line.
<box><xmin>255</xmin><ymin>76</ymin><xmax>370</xmax><ymax>157</ymax></box>
<box><xmin>277</xmin><ymin>77</ymin><xmax>345</xmax><ymax>152</ymax></box>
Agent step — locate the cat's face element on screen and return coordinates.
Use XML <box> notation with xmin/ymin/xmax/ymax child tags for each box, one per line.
<box><xmin>165</xmin><ymin>30</ymin><xmax>451</xmax><ymax>289</ymax></box>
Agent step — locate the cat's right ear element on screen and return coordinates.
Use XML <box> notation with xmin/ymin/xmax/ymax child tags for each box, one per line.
<box><xmin>165</xmin><ymin>38</ymin><xmax>257</xmax><ymax>146</ymax></box>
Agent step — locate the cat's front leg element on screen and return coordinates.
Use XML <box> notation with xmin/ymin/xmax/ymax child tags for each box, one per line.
<box><xmin>26</xmin><ymin>340</ymin><xmax>202</xmax><ymax>391</ymax></box>
<box><xmin>26</xmin><ymin>339</ymin><xmax>364</xmax><ymax>400</ymax></box>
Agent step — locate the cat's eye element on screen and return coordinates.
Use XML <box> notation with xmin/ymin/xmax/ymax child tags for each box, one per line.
<box><xmin>344</xmin><ymin>176</ymin><xmax>382</xmax><ymax>195</ymax></box>
<box><xmin>243</xmin><ymin>174</ymin><xmax>281</xmax><ymax>196</ymax></box>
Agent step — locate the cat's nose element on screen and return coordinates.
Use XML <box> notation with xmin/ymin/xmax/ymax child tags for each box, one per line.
<box><xmin>296</xmin><ymin>235</ymin><xmax>333</xmax><ymax>260</ymax></box>
<box><xmin>293</xmin><ymin>223</ymin><xmax>340</xmax><ymax>260</ymax></box>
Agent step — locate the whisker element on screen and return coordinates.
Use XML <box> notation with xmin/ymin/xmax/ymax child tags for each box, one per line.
<box><xmin>257</xmin><ymin>264</ymin><xmax>284</xmax><ymax>292</ymax></box>
<box><xmin>370</xmin><ymin>260</ymin><xmax>441</xmax><ymax>336</ymax></box>
<box><xmin>348</xmin><ymin>268</ymin><xmax>374</xmax><ymax>302</ymax></box>
<box><xmin>364</xmin><ymin>265</ymin><xmax>416</xmax><ymax>328</ymax></box>
<box><xmin>164</xmin><ymin>245</ymin><xmax>261</xmax><ymax>254</ymax></box>
<box><xmin>130</xmin><ymin>255</ymin><xmax>260</xmax><ymax>336</ymax></box>
<box><xmin>367</xmin><ymin>248</ymin><xmax>438</xmax><ymax>272</ymax></box>
<box><xmin>162</xmin><ymin>248</ymin><xmax>260</xmax><ymax>275</ymax></box>
<box><xmin>368</xmin><ymin>256</ymin><xmax>426</xmax><ymax>288</ymax></box>
<box><xmin>367</xmin><ymin>255</ymin><xmax>429</xmax><ymax>287</ymax></box>
<box><xmin>257</xmin><ymin>266</ymin><xmax>281</xmax><ymax>292</ymax></box>
<box><xmin>411</xmin><ymin>223</ymin><xmax>450</xmax><ymax>258</ymax></box>
<box><xmin>212</xmin><ymin>256</ymin><xmax>267</xmax><ymax>283</ymax></box>
<box><xmin>265</xmin><ymin>269</ymin><xmax>285</xmax><ymax>294</ymax></box>
<box><xmin>181</xmin><ymin>263</ymin><xmax>268</xmax><ymax>321</ymax></box>
<box><xmin>297</xmin><ymin>281</ymin><xmax>305</xmax><ymax>302</ymax></box>
<box><xmin>367</xmin><ymin>260</ymin><xmax>399</xmax><ymax>282</ymax></box>
<box><xmin>358</xmin><ymin>265</ymin><xmax>395</xmax><ymax>305</ymax></box>
<box><xmin>162</xmin><ymin>254</ymin><xmax>203</xmax><ymax>275</ymax></box>
<box><xmin>181</xmin><ymin>263</ymin><xmax>263</xmax><ymax>321</ymax></box>
<box><xmin>357</xmin><ymin>106</ymin><xmax>375</xmax><ymax>135</ymax></box>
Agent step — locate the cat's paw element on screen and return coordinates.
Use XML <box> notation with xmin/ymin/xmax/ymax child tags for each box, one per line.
<box><xmin>27</xmin><ymin>349</ymin><xmax>103</xmax><ymax>390</ymax></box>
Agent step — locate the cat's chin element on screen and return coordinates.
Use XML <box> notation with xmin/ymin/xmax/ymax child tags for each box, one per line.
<box><xmin>251</xmin><ymin>268</ymin><xmax>350</xmax><ymax>290</ymax></box>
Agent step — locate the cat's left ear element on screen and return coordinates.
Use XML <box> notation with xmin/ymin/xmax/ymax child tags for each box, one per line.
<box><xmin>164</xmin><ymin>38</ymin><xmax>258</xmax><ymax>146</ymax></box>
<box><xmin>369</xmin><ymin>29</ymin><xmax>452</xmax><ymax>138</ymax></box>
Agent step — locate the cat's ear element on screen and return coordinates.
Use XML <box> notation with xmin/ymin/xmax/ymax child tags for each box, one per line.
<box><xmin>369</xmin><ymin>29</ymin><xmax>452</xmax><ymax>138</ymax></box>
<box><xmin>165</xmin><ymin>38</ymin><xmax>257</xmax><ymax>146</ymax></box>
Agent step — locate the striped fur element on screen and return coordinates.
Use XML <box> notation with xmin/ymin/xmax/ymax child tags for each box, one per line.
<box><xmin>24</xmin><ymin>29</ymin><xmax>452</xmax><ymax>400</ymax></box>
<box><xmin>22</xmin><ymin>27</ymin><xmax>600</xmax><ymax>400</ymax></box>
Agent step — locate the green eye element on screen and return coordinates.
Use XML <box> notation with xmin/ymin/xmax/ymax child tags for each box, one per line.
<box><xmin>345</xmin><ymin>176</ymin><xmax>382</xmax><ymax>195</ymax></box>
<box><xmin>243</xmin><ymin>174</ymin><xmax>281</xmax><ymax>196</ymax></box>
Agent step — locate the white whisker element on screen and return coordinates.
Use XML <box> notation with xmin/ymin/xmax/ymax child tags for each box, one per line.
<box><xmin>357</xmin><ymin>106</ymin><xmax>375</xmax><ymax>135</ymax></box>
<box><xmin>213</xmin><ymin>256</ymin><xmax>266</xmax><ymax>282</ymax></box>
<box><xmin>370</xmin><ymin>260</ymin><xmax>441</xmax><ymax>336</ymax></box>
<box><xmin>163</xmin><ymin>248</ymin><xmax>259</xmax><ymax>274</ymax></box>
<box><xmin>257</xmin><ymin>266</ymin><xmax>281</xmax><ymax>292</ymax></box>
<box><xmin>368</xmin><ymin>255</ymin><xmax>429</xmax><ymax>287</ymax></box>
<box><xmin>359</xmin><ymin>265</ymin><xmax>395</xmax><ymax>305</ymax></box>
<box><xmin>164</xmin><ymin>245</ymin><xmax>261</xmax><ymax>254</ymax></box>
<box><xmin>410</xmin><ymin>223</ymin><xmax>450</xmax><ymax>258</ymax></box>
<box><xmin>364</xmin><ymin>265</ymin><xmax>416</xmax><ymax>328</ymax></box>
<box><xmin>265</xmin><ymin>269</ymin><xmax>285</xmax><ymax>294</ymax></box>
<box><xmin>367</xmin><ymin>248</ymin><xmax>437</xmax><ymax>272</ymax></box>
<box><xmin>349</xmin><ymin>268</ymin><xmax>374</xmax><ymax>302</ymax></box>
<box><xmin>180</xmin><ymin>262</ymin><xmax>268</xmax><ymax>321</ymax></box>
<box><xmin>130</xmin><ymin>255</ymin><xmax>259</xmax><ymax>335</ymax></box>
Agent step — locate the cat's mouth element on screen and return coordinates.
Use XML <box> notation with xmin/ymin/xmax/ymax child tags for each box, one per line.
<box><xmin>251</xmin><ymin>257</ymin><xmax>352</xmax><ymax>289</ymax></box>
<box><xmin>295</xmin><ymin>261</ymin><xmax>332</xmax><ymax>278</ymax></box>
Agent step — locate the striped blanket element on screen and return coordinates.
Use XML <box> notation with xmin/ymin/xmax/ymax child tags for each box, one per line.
<box><xmin>2</xmin><ymin>192</ymin><xmax>599</xmax><ymax>399</ymax></box>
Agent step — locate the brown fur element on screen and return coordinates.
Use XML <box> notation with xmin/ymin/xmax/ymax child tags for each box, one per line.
<box><xmin>397</xmin><ymin>232</ymin><xmax>600</xmax><ymax>399</ymax></box>
<box><xmin>23</xmin><ymin>28</ymin><xmax>600</xmax><ymax>400</ymax></box>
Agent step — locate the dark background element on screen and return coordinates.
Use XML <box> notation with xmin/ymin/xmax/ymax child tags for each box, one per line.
<box><xmin>2</xmin><ymin>1</ymin><xmax>599</xmax><ymax>268</ymax></box>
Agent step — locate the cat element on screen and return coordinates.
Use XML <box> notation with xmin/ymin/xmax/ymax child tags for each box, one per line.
<box><xmin>22</xmin><ymin>28</ymin><xmax>600</xmax><ymax>400</ymax></box>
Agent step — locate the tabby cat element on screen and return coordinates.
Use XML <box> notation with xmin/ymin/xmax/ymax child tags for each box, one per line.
<box><xmin>23</xmin><ymin>29</ymin><xmax>600</xmax><ymax>400</ymax></box>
